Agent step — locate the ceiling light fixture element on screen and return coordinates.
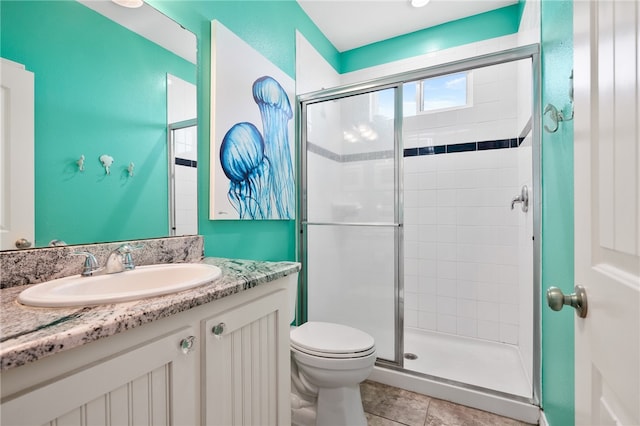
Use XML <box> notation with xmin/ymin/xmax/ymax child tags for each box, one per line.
<box><xmin>112</xmin><ymin>0</ymin><xmax>144</xmax><ymax>8</ymax></box>
<box><xmin>410</xmin><ymin>0</ymin><xmax>430</xmax><ymax>8</ymax></box>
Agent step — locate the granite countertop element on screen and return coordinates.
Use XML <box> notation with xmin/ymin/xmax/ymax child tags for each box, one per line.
<box><xmin>0</xmin><ymin>257</ymin><xmax>301</xmax><ymax>371</ymax></box>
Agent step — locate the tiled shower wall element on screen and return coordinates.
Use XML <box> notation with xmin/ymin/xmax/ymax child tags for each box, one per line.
<box><xmin>403</xmin><ymin>148</ymin><xmax>523</xmax><ymax>344</ymax></box>
<box><xmin>402</xmin><ymin>60</ymin><xmax>532</xmax><ymax>346</ymax></box>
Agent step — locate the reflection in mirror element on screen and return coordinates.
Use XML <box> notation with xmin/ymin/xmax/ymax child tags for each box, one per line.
<box><xmin>0</xmin><ymin>0</ymin><xmax>197</xmax><ymax>250</ymax></box>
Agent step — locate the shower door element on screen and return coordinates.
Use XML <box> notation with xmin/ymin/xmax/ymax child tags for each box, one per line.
<box><xmin>168</xmin><ymin>119</ymin><xmax>198</xmax><ymax>236</ymax></box>
<box><xmin>300</xmin><ymin>86</ymin><xmax>402</xmax><ymax>364</ymax></box>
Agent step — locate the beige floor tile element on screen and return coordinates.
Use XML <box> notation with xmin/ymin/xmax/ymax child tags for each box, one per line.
<box><xmin>365</xmin><ymin>412</ymin><xmax>407</xmax><ymax>426</ymax></box>
<box><xmin>361</xmin><ymin>380</ymin><xmax>431</xmax><ymax>426</ymax></box>
<box><xmin>424</xmin><ymin>398</ymin><xmax>535</xmax><ymax>426</ymax></box>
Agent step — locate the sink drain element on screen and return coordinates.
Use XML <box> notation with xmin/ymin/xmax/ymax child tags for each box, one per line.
<box><xmin>404</xmin><ymin>352</ymin><xmax>418</xmax><ymax>360</ymax></box>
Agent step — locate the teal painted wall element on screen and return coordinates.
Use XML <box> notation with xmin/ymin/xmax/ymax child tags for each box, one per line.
<box><xmin>540</xmin><ymin>0</ymin><xmax>574</xmax><ymax>425</ymax></box>
<box><xmin>340</xmin><ymin>4</ymin><xmax>521</xmax><ymax>73</ymax></box>
<box><xmin>1</xmin><ymin>0</ymin><xmax>195</xmax><ymax>247</ymax></box>
<box><xmin>148</xmin><ymin>0</ymin><xmax>339</xmax><ymax>261</ymax></box>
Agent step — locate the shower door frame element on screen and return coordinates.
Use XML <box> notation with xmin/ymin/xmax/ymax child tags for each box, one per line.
<box><xmin>298</xmin><ymin>43</ymin><xmax>542</xmax><ymax>405</ymax></box>
<box><xmin>168</xmin><ymin>118</ymin><xmax>197</xmax><ymax>236</ymax></box>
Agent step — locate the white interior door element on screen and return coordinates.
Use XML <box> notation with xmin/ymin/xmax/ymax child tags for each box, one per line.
<box><xmin>0</xmin><ymin>58</ymin><xmax>34</xmax><ymax>250</ymax></box>
<box><xmin>574</xmin><ymin>1</ymin><xmax>640</xmax><ymax>425</ymax></box>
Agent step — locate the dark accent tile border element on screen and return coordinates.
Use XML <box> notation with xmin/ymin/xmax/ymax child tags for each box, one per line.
<box><xmin>447</xmin><ymin>142</ymin><xmax>477</xmax><ymax>153</ymax></box>
<box><xmin>343</xmin><ymin>150</ymin><xmax>394</xmax><ymax>162</ymax></box>
<box><xmin>175</xmin><ymin>157</ymin><xmax>197</xmax><ymax>168</ymax></box>
<box><xmin>307</xmin><ymin>142</ymin><xmax>341</xmax><ymax>162</ymax></box>
<box><xmin>308</xmin><ymin>142</ymin><xmax>393</xmax><ymax>162</ymax></box>
<box><xmin>309</xmin><ymin>135</ymin><xmax>527</xmax><ymax>163</ymax></box>
<box><xmin>478</xmin><ymin>139</ymin><xmax>511</xmax><ymax>150</ymax></box>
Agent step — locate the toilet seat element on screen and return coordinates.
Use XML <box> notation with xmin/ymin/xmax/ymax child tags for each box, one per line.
<box><xmin>290</xmin><ymin>321</ymin><xmax>375</xmax><ymax>359</ymax></box>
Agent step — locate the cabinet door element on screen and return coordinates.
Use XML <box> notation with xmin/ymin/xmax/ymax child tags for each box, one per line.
<box><xmin>203</xmin><ymin>289</ymin><xmax>290</xmax><ymax>426</ymax></box>
<box><xmin>1</xmin><ymin>327</ymin><xmax>198</xmax><ymax>426</ymax></box>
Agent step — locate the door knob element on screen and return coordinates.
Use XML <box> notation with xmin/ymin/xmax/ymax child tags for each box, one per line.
<box><xmin>546</xmin><ymin>285</ymin><xmax>588</xmax><ymax>318</ymax></box>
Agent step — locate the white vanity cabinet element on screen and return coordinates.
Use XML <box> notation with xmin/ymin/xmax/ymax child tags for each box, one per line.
<box><xmin>203</xmin><ymin>289</ymin><xmax>290</xmax><ymax>426</ymax></box>
<box><xmin>1</xmin><ymin>326</ymin><xmax>199</xmax><ymax>426</ymax></box>
<box><xmin>0</xmin><ymin>274</ymin><xmax>295</xmax><ymax>426</ymax></box>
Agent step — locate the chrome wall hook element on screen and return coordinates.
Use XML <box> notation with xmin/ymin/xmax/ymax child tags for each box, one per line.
<box><xmin>543</xmin><ymin>70</ymin><xmax>575</xmax><ymax>133</ymax></box>
<box><xmin>543</xmin><ymin>104</ymin><xmax>564</xmax><ymax>133</ymax></box>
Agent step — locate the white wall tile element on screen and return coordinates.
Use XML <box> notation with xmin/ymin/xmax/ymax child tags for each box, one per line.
<box><xmin>437</xmin><ymin>260</ymin><xmax>457</xmax><ymax>280</ymax></box>
<box><xmin>457</xmin><ymin>318</ymin><xmax>478</xmax><ymax>338</ymax></box>
<box><xmin>419</xmin><ymin>190</ymin><xmax>437</xmax><ymax>207</ymax></box>
<box><xmin>404</xmin><ymin>240</ymin><xmax>419</xmax><ymax>258</ymax></box>
<box><xmin>418</xmin><ymin>258</ymin><xmax>437</xmax><ymax>278</ymax></box>
<box><xmin>418</xmin><ymin>277</ymin><xmax>437</xmax><ymax>295</ymax></box>
<box><xmin>437</xmin><ymin>243</ymin><xmax>457</xmax><ymax>261</ymax></box>
<box><xmin>500</xmin><ymin>323</ymin><xmax>519</xmax><ymax>345</ymax></box>
<box><xmin>500</xmin><ymin>303</ymin><xmax>519</xmax><ymax>325</ymax></box>
<box><xmin>418</xmin><ymin>241</ymin><xmax>437</xmax><ymax>259</ymax></box>
<box><xmin>405</xmin><ymin>274</ymin><xmax>418</xmax><ymax>293</ymax></box>
<box><xmin>477</xmin><ymin>320</ymin><xmax>501</xmax><ymax>341</ymax></box>
<box><xmin>437</xmin><ymin>278</ymin><xmax>457</xmax><ymax>297</ymax></box>
<box><xmin>457</xmin><ymin>280</ymin><xmax>478</xmax><ymax>300</ymax></box>
<box><xmin>457</xmin><ymin>299</ymin><xmax>477</xmax><ymax>318</ymax></box>
<box><xmin>406</xmin><ymin>309</ymin><xmax>418</xmax><ymax>328</ymax></box>
<box><xmin>405</xmin><ymin>292</ymin><xmax>419</xmax><ymax>310</ymax></box>
<box><xmin>477</xmin><ymin>301</ymin><xmax>500</xmax><ymax>321</ymax></box>
<box><xmin>418</xmin><ymin>311</ymin><xmax>437</xmax><ymax>330</ymax></box>
<box><xmin>437</xmin><ymin>225</ymin><xmax>457</xmax><ymax>243</ymax></box>
<box><xmin>418</xmin><ymin>293</ymin><xmax>437</xmax><ymax>312</ymax></box>
<box><xmin>437</xmin><ymin>314</ymin><xmax>457</xmax><ymax>334</ymax></box>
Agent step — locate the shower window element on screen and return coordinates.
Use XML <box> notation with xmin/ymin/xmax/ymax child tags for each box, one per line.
<box><xmin>403</xmin><ymin>71</ymin><xmax>472</xmax><ymax>117</ymax></box>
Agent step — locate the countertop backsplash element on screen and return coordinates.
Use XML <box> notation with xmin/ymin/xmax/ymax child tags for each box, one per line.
<box><xmin>0</xmin><ymin>236</ymin><xmax>204</xmax><ymax>289</ymax></box>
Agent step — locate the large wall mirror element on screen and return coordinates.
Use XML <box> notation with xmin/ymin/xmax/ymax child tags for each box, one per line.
<box><xmin>0</xmin><ymin>0</ymin><xmax>197</xmax><ymax>250</ymax></box>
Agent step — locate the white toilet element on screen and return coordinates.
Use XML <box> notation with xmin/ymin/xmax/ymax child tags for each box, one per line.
<box><xmin>288</xmin><ymin>280</ymin><xmax>377</xmax><ymax>426</ymax></box>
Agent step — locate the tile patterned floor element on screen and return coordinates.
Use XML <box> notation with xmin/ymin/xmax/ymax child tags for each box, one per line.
<box><xmin>361</xmin><ymin>381</ymin><xmax>536</xmax><ymax>426</ymax></box>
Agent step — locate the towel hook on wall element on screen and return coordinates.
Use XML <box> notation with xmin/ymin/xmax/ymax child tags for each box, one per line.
<box><xmin>543</xmin><ymin>70</ymin><xmax>574</xmax><ymax>133</ymax></box>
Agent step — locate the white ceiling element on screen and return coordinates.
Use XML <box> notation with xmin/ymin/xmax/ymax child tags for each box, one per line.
<box><xmin>296</xmin><ymin>0</ymin><xmax>518</xmax><ymax>52</ymax></box>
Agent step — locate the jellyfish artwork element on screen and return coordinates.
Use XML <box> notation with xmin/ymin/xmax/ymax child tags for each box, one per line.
<box><xmin>219</xmin><ymin>122</ymin><xmax>271</xmax><ymax>219</ymax></box>
<box><xmin>252</xmin><ymin>76</ymin><xmax>294</xmax><ymax>219</ymax></box>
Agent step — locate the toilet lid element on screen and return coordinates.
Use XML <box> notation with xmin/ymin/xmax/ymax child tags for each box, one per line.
<box><xmin>290</xmin><ymin>322</ymin><xmax>375</xmax><ymax>355</ymax></box>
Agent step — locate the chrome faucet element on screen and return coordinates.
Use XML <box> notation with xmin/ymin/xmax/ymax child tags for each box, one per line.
<box><xmin>104</xmin><ymin>244</ymin><xmax>139</xmax><ymax>274</ymax></box>
<box><xmin>73</xmin><ymin>251</ymin><xmax>100</xmax><ymax>276</ymax></box>
<box><xmin>73</xmin><ymin>243</ymin><xmax>142</xmax><ymax>276</ymax></box>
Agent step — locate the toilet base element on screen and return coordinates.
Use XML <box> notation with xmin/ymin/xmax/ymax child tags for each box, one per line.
<box><xmin>316</xmin><ymin>385</ymin><xmax>367</xmax><ymax>426</ymax></box>
<box><xmin>291</xmin><ymin>384</ymin><xmax>367</xmax><ymax>426</ymax></box>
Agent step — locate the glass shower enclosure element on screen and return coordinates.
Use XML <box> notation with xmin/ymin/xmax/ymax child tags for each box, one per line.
<box><xmin>299</xmin><ymin>44</ymin><xmax>541</xmax><ymax>405</ymax></box>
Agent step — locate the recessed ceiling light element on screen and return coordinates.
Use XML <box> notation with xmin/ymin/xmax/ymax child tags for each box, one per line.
<box><xmin>112</xmin><ymin>0</ymin><xmax>144</xmax><ymax>8</ymax></box>
<box><xmin>410</xmin><ymin>0</ymin><xmax>430</xmax><ymax>7</ymax></box>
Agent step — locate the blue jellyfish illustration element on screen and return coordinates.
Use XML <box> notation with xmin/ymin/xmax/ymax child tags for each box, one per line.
<box><xmin>219</xmin><ymin>122</ymin><xmax>271</xmax><ymax>219</ymax></box>
<box><xmin>253</xmin><ymin>76</ymin><xmax>294</xmax><ymax>219</ymax></box>
<box><xmin>220</xmin><ymin>76</ymin><xmax>294</xmax><ymax>219</ymax></box>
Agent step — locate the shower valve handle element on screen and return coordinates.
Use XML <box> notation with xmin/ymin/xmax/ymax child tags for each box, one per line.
<box><xmin>511</xmin><ymin>185</ymin><xmax>529</xmax><ymax>212</ymax></box>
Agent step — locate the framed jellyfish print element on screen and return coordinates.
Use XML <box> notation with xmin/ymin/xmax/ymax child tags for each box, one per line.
<box><xmin>210</xmin><ymin>20</ymin><xmax>295</xmax><ymax>220</ymax></box>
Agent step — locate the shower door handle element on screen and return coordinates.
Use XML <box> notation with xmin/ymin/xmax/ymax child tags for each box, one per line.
<box><xmin>510</xmin><ymin>185</ymin><xmax>529</xmax><ymax>212</ymax></box>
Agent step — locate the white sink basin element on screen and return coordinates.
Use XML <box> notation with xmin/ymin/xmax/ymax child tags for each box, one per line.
<box><xmin>18</xmin><ymin>263</ymin><xmax>222</xmax><ymax>308</ymax></box>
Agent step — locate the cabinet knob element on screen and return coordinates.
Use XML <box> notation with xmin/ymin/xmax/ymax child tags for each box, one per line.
<box><xmin>212</xmin><ymin>322</ymin><xmax>226</xmax><ymax>339</ymax></box>
<box><xmin>15</xmin><ymin>238</ymin><xmax>32</xmax><ymax>249</ymax></box>
<box><xmin>180</xmin><ymin>336</ymin><xmax>196</xmax><ymax>354</ymax></box>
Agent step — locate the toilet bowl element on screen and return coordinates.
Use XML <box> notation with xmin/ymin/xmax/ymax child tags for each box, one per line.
<box><xmin>290</xmin><ymin>321</ymin><xmax>376</xmax><ymax>426</ymax></box>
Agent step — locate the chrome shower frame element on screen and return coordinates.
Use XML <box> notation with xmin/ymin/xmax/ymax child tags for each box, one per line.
<box><xmin>297</xmin><ymin>43</ymin><xmax>542</xmax><ymax>408</ymax></box>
